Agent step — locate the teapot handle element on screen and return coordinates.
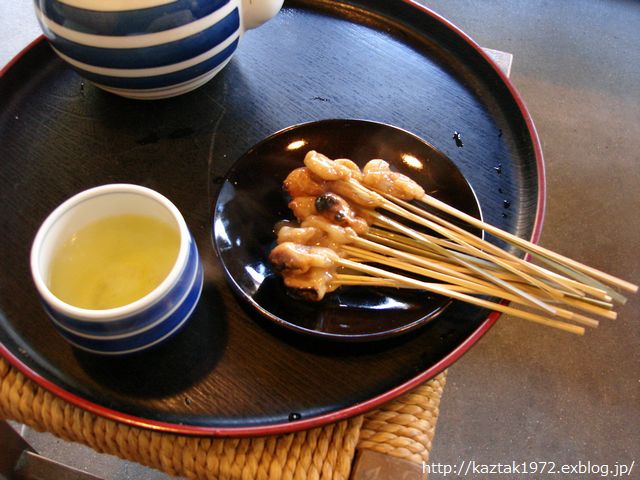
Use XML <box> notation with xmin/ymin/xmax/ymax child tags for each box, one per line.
<box><xmin>240</xmin><ymin>0</ymin><xmax>284</xmax><ymax>30</ymax></box>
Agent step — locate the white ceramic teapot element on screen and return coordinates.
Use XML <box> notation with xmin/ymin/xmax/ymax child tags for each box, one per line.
<box><xmin>33</xmin><ymin>0</ymin><xmax>284</xmax><ymax>99</ymax></box>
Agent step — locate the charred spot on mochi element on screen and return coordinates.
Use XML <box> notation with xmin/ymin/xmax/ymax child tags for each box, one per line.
<box><xmin>315</xmin><ymin>193</ymin><xmax>340</xmax><ymax>213</ymax></box>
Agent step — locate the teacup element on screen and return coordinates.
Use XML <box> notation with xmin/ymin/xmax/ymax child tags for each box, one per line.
<box><xmin>30</xmin><ymin>184</ymin><xmax>203</xmax><ymax>355</ymax></box>
<box><xmin>33</xmin><ymin>0</ymin><xmax>284</xmax><ymax>99</ymax></box>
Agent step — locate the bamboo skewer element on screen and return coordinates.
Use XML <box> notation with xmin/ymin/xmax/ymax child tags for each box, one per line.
<box><xmin>414</xmin><ymin>192</ymin><xmax>638</xmax><ymax>294</ymax></box>
<box><xmin>531</xmin><ymin>253</ymin><xmax>628</xmax><ymax>305</ymax></box>
<box><xmin>356</xmin><ymin>234</ymin><xmax>616</xmax><ymax>320</ymax></box>
<box><xmin>376</xmin><ymin>201</ymin><xmax>571</xmax><ymax>302</ymax></box>
<box><xmin>371</xmin><ymin>212</ymin><xmax>559</xmax><ymax>315</ymax></box>
<box><xmin>345</xmin><ymin>245</ymin><xmax>600</xmax><ymax>326</ymax></box>
<box><xmin>367</xmin><ymin>218</ymin><xmax>618</xmax><ymax>312</ymax></box>
<box><xmin>335</xmin><ymin>274</ymin><xmax>608</xmax><ymax>324</ymax></box>
<box><xmin>337</xmin><ymin>258</ymin><xmax>586</xmax><ymax>335</ymax></box>
<box><xmin>353</xmin><ymin>237</ymin><xmax>494</xmax><ymax>290</ymax></box>
<box><xmin>347</xmin><ymin>175</ymin><xmax>632</xmax><ymax>299</ymax></box>
<box><xmin>343</xmin><ymin>246</ymin><xmax>599</xmax><ymax>328</ymax></box>
<box><xmin>369</xmin><ymin>213</ymin><xmax>617</xmax><ymax>324</ymax></box>
<box><xmin>345</xmin><ymin>244</ymin><xmax>510</xmax><ymax>299</ymax></box>
<box><xmin>366</xmin><ymin>228</ymin><xmax>612</xmax><ymax>301</ymax></box>
<box><xmin>350</xmin><ymin>237</ymin><xmax>616</xmax><ymax>320</ymax></box>
<box><xmin>380</xmin><ymin>193</ymin><xmax>592</xmax><ymax>299</ymax></box>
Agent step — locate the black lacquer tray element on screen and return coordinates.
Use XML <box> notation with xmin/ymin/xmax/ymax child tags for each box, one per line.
<box><xmin>0</xmin><ymin>0</ymin><xmax>544</xmax><ymax>436</ymax></box>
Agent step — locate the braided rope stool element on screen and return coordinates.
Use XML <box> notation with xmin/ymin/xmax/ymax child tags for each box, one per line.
<box><xmin>0</xmin><ymin>357</ymin><xmax>446</xmax><ymax>479</ymax></box>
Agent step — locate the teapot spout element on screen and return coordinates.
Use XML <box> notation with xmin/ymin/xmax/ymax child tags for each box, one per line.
<box><xmin>241</xmin><ymin>0</ymin><xmax>284</xmax><ymax>30</ymax></box>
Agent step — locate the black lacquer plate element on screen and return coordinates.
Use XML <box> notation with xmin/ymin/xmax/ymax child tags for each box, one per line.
<box><xmin>214</xmin><ymin>119</ymin><xmax>482</xmax><ymax>341</ymax></box>
<box><xmin>0</xmin><ymin>0</ymin><xmax>543</xmax><ymax>436</ymax></box>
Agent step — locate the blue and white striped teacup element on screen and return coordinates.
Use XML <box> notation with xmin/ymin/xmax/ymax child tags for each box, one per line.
<box><xmin>33</xmin><ymin>0</ymin><xmax>284</xmax><ymax>99</ymax></box>
<box><xmin>30</xmin><ymin>184</ymin><xmax>204</xmax><ymax>355</ymax></box>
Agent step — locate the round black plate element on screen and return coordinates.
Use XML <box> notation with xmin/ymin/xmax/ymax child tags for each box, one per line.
<box><xmin>0</xmin><ymin>0</ymin><xmax>543</xmax><ymax>436</ymax></box>
<box><xmin>214</xmin><ymin>119</ymin><xmax>482</xmax><ymax>341</ymax></box>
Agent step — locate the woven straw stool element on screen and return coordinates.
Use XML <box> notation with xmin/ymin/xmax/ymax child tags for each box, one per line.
<box><xmin>0</xmin><ymin>357</ymin><xmax>446</xmax><ymax>479</ymax></box>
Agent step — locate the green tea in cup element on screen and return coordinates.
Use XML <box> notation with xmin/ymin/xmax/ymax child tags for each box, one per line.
<box><xmin>48</xmin><ymin>214</ymin><xmax>180</xmax><ymax>310</ymax></box>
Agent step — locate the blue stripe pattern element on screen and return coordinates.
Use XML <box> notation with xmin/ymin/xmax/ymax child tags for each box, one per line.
<box><xmin>38</xmin><ymin>0</ymin><xmax>231</xmax><ymax>36</ymax></box>
<box><xmin>77</xmin><ymin>39</ymin><xmax>237</xmax><ymax>89</ymax></box>
<box><xmin>43</xmin><ymin>236</ymin><xmax>203</xmax><ymax>354</ymax></box>
<box><xmin>47</xmin><ymin>238</ymin><xmax>200</xmax><ymax>336</ymax></box>
<box><xmin>48</xmin><ymin>8</ymin><xmax>239</xmax><ymax>69</ymax></box>
<box><xmin>55</xmin><ymin>264</ymin><xmax>203</xmax><ymax>354</ymax></box>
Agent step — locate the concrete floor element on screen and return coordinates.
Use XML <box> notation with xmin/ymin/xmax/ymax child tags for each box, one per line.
<box><xmin>6</xmin><ymin>421</ymin><xmax>172</xmax><ymax>480</ymax></box>
<box><xmin>1</xmin><ymin>1</ymin><xmax>638</xmax><ymax>479</ymax></box>
<box><xmin>422</xmin><ymin>2</ymin><xmax>640</xmax><ymax>479</ymax></box>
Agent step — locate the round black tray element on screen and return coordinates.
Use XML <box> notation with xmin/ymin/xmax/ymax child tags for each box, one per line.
<box><xmin>0</xmin><ymin>0</ymin><xmax>543</xmax><ymax>436</ymax></box>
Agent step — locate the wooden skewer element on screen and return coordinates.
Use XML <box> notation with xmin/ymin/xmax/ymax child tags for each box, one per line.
<box><xmin>372</xmin><ymin>212</ymin><xmax>559</xmax><ymax>315</ymax></box>
<box><xmin>345</xmin><ymin>244</ymin><xmax>508</xmax><ymax>297</ymax></box>
<box><xmin>343</xmin><ymin>246</ymin><xmax>599</xmax><ymax>328</ymax></box>
<box><xmin>370</xmin><ymin>222</ymin><xmax>613</xmax><ymax>302</ymax></box>
<box><xmin>357</xmin><ymin>233</ymin><xmax>616</xmax><ymax>320</ymax></box>
<box><xmin>381</xmin><ymin>193</ymin><xmax>593</xmax><ymax>299</ymax></box>
<box><xmin>367</xmin><ymin>228</ymin><xmax>557</xmax><ymax>283</ymax></box>
<box><xmin>353</xmin><ymin>237</ymin><xmax>494</xmax><ymax>289</ymax></box>
<box><xmin>378</xmin><ymin>200</ymin><xmax>573</xmax><ymax>303</ymax></box>
<box><xmin>336</xmin><ymin>273</ymin><xmax>601</xmax><ymax>329</ymax></box>
<box><xmin>335</xmin><ymin>274</ymin><xmax>399</xmax><ymax>285</ymax></box>
<box><xmin>416</xmin><ymin>193</ymin><xmax>638</xmax><ymax>294</ymax></box>
<box><xmin>366</xmin><ymin>228</ymin><xmax>612</xmax><ymax>301</ymax></box>
<box><xmin>355</xmin><ymin>235</ymin><xmax>616</xmax><ymax>316</ymax></box>
<box><xmin>337</xmin><ymin>258</ymin><xmax>585</xmax><ymax>335</ymax></box>
<box><xmin>465</xmin><ymin>274</ymin><xmax>616</xmax><ymax>320</ymax></box>
<box><xmin>560</xmin><ymin>293</ymin><xmax>613</xmax><ymax>310</ymax></box>
<box><xmin>349</xmin><ymin>175</ymin><xmax>629</xmax><ymax>300</ymax></box>
<box><xmin>531</xmin><ymin>253</ymin><xmax>628</xmax><ymax>305</ymax></box>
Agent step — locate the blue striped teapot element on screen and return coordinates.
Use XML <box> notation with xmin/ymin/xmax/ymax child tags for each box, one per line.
<box><xmin>34</xmin><ymin>0</ymin><xmax>283</xmax><ymax>99</ymax></box>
